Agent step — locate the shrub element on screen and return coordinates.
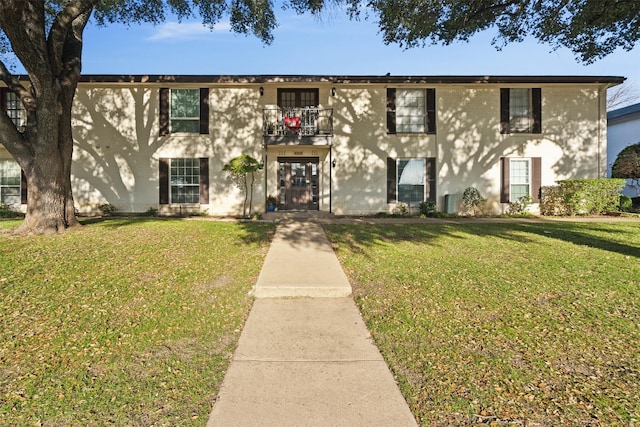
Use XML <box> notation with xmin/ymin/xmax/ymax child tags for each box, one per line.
<box><xmin>461</xmin><ymin>187</ymin><xmax>486</xmax><ymax>216</ymax></box>
<box><xmin>560</xmin><ymin>179</ymin><xmax>626</xmax><ymax>215</ymax></box>
<box><xmin>393</xmin><ymin>203</ymin><xmax>409</xmax><ymax>216</ymax></box>
<box><xmin>0</xmin><ymin>202</ymin><xmax>23</xmax><ymax>218</ymax></box>
<box><xmin>419</xmin><ymin>201</ymin><xmax>437</xmax><ymax>217</ymax></box>
<box><xmin>540</xmin><ymin>185</ymin><xmax>567</xmax><ymax>216</ymax></box>
<box><xmin>144</xmin><ymin>207</ymin><xmax>158</xmax><ymax>216</ymax></box>
<box><xmin>541</xmin><ymin>179</ymin><xmax>626</xmax><ymax>216</ymax></box>
<box><xmin>98</xmin><ymin>203</ymin><xmax>118</xmax><ymax>216</ymax></box>
<box><xmin>619</xmin><ymin>195</ymin><xmax>633</xmax><ymax>212</ymax></box>
<box><xmin>507</xmin><ymin>195</ymin><xmax>532</xmax><ymax>215</ymax></box>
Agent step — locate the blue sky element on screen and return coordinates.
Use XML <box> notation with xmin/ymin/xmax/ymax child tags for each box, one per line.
<box><xmin>77</xmin><ymin>6</ymin><xmax>638</xmax><ymax>93</ymax></box>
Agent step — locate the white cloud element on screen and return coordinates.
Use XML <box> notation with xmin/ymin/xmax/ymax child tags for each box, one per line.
<box><xmin>147</xmin><ymin>21</ymin><xmax>231</xmax><ymax>41</ymax></box>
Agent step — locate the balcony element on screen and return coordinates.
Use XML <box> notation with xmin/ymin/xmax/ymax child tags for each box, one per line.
<box><xmin>263</xmin><ymin>108</ymin><xmax>333</xmax><ymax>146</ymax></box>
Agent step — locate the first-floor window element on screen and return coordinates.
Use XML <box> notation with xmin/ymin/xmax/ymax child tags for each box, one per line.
<box><xmin>0</xmin><ymin>159</ymin><xmax>21</xmax><ymax>205</ymax></box>
<box><xmin>170</xmin><ymin>158</ymin><xmax>200</xmax><ymax>203</ymax></box>
<box><xmin>509</xmin><ymin>158</ymin><xmax>530</xmax><ymax>201</ymax></box>
<box><xmin>387</xmin><ymin>157</ymin><xmax>436</xmax><ymax>204</ymax></box>
<box><xmin>398</xmin><ymin>159</ymin><xmax>426</xmax><ymax>203</ymax></box>
<box><xmin>500</xmin><ymin>157</ymin><xmax>541</xmax><ymax>203</ymax></box>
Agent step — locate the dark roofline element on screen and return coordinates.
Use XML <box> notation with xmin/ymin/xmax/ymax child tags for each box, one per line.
<box><xmin>76</xmin><ymin>74</ymin><xmax>626</xmax><ymax>86</ymax></box>
<box><xmin>608</xmin><ymin>102</ymin><xmax>640</xmax><ymax>123</ymax></box>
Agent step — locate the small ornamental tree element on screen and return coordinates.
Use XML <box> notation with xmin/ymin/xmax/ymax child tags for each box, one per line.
<box><xmin>611</xmin><ymin>143</ymin><xmax>640</xmax><ymax>195</ymax></box>
<box><xmin>461</xmin><ymin>187</ymin><xmax>486</xmax><ymax>216</ymax></box>
<box><xmin>223</xmin><ymin>154</ymin><xmax>263</xmax><ymax>218</ymax></box>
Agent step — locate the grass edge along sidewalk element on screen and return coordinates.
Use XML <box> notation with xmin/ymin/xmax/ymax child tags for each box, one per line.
<box><xmin>0</xmin><ymin>218</ymin><xmax>275</xmax><ymax>426</ymax></box>
<box><xmin>325</xmin><ymin>221</ymin><xmax>640</xmax><ymax>426</ymax></box>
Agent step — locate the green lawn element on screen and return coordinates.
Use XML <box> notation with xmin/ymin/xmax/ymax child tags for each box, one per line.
<box><xmin>325</xmin><ymin>220</ymin><xmax>640</xmax><ymax>426</ymax></box>
<box><xmin>0</xmin><ymin>219</ymin><xmax>274</xmax><ymax>426</ymax></box>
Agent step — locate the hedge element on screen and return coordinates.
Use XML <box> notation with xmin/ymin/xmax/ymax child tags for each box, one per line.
<box><xmin>540</xmin><ymin>179</ymin><xmax>626</xmax><ymax>216</ymax></box>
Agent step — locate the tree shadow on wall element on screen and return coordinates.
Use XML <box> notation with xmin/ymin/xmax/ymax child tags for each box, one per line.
<box><xmin>72</xmin><ymin>84</ymin><xmax>265</xmax><ymax>215</ymax></box>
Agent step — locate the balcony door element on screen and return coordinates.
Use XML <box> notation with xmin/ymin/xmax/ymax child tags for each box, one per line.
<box><xmin>278</xmin><ymin>157</ymin><xmax>319</xmax><ymax>211</ymax></box>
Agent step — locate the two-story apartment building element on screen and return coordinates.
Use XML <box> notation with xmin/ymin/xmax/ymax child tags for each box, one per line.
<box><xmin>0</xmin><ymin>74</ymin><xmax>623</xmax><ymax>216</ymax></box>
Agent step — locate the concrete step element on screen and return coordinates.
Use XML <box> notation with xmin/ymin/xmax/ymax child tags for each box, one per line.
<box><xmin>262</xmin><ymin>211</ymin><xmax>336</xmax><ymax>221</ymax></box>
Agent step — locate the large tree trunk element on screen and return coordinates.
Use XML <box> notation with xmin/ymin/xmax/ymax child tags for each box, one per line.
<box><xmin>0</xmin><ymin>1</ymin><xmax>93</xmax><ymax>235</ymax></box>
<box><xmin>17</xmin><ymin>145</ymin><xmax>74</xmax><ymax>235</ymax></box>
<box><xmin>15</xmin><ymin>89</ymin><xmax>79</xmax><ymax>235</ymax></box>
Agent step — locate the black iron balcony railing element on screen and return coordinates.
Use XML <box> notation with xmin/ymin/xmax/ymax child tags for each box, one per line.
<box><xmin>263</xmin><ymin>108</ymin><xmax>333</xmax><ymax>137</ymax></box>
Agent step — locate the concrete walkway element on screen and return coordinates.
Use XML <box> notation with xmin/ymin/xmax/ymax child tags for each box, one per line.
<box><xmin>207</xmin><ymin>220</ymin><xmax>418</xmax><ymax>426</ymax></box>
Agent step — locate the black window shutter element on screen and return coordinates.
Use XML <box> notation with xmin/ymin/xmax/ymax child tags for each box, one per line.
<box><xmin>500</xmin><ymin>157</ymin><xmax>510</xmax><ymax>203</ymax></box>
<box><xmin>159</xmin><ymin>158</ymin><xmax>169</xmax><ymax>204</ymax></box>
<box><xmin>426</xmin><ymin>157</ymin><xmax>436</xmax><ymax>201</ymax></box>
<box><xmin>0</xmin><ymin>88</ymin><xmax>7</xmax><ymax>112</ymax></box>
<box><xmin>199</xmin><ymin>157</ymin><xmax>209</xmax><ymax>204</ymax></box>
<box><xmin>532</xmin><ymin>157</ymin><xmax>542</xmax><ymax>202</ymax></box>
<box><xmin>500</xmin><ymin>88</ymin><xmax>510</xmax><ymax>134</ymax></box>
<box><xmin>159</xmin><ymin>88</ymin><xmax>169</xmax><ymax>136</ymax></box>
<box><xmin>426</xmin><ymin>89</ymin><xmax>436</xmax><ymax>134</ymax></box>
<box><xmin>387</xmin><ymin>157</ymin><xmax>397</xmax><ymax>203</ymax></box>
<box><xmin>199</xmin><ymin>88</ymin><xmax>209</xmax><ymax>135</ymax></box>
<box><xmin>21</xmin><ymin>169</ymin><xmax>27</xmax><ymax>204</ymax></box>
<box><xmin>532</xmin><ymin>88</ymin><xmax>542</xmax><ymax>134</ymax></box>
<box><xmin>386</xmin><ymin>88</ymin><xmax>396</xmax><ymax>134</ymax></box>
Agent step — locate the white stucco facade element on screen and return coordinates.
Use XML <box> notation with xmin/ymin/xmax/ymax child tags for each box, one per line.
<box><xmin>1</xmin><ymin>75</ymin><xmax>622</xmax><ymax>216</ymax></box>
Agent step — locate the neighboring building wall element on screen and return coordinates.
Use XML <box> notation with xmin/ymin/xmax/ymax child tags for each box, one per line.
<box><xmin>607</xmin><ymin>103</ymin><xmax>640</xmax><ymax>197</ymax></box>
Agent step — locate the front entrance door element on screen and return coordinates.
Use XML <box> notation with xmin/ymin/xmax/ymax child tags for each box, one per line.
<box><xmin>278</xmin><ymin>157</ymin><xmax>319</xmax><ymax>210</ymax></box>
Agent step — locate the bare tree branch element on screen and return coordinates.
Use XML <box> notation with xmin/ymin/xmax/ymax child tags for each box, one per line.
<box><xmin>608</xmin><ymin>81</ymin><xmax>640</xmax><ymax>110</ymax></box>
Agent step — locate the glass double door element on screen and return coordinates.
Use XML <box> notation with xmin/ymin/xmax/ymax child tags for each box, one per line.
<box><xmin>278</xmin><ymin>157</ymin><xmax>319</xmax><ymax>211</ymax></box>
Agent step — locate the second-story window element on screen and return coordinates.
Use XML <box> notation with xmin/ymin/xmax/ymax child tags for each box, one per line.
<box><xmin>386</xmin><ymin>88</ymin><xmax>436</xmax><ymax>134</ymax></box>
<box><xmin>1</xmin><ymin>89</ymin><xmax>25</xmax><ymax>130</ymax></box>
<box><xmin>159</xmin><ymin>88</ymin><xmax>209</xmax><ymax>136</ymax></box>
<box><xmin>170</xmin><ymin>89</ymin><xmax>200</xmax><ymax>133</ymax></box>
<box><xmin>278</xmin><ymin>89</ymin><xmax>318</xmax><ymax>108</ymax></box>
<box><xmin>500</xmin><ymin>88</ymin><xmax>542</xmax><ymax>134</ymax></box>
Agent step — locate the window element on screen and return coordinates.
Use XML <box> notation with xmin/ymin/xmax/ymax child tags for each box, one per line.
<box><xmin>159</xmin><ymin>88</ymin><xmax>209</xmax><ymax>136</ymax></box>
<box><xmin>159</xmin><ymin>158</ymin><xmax>209</xmax><ymax>205</ymax></box>
<box><xmin>0</xmin><ymin>159</ymin><xmax>21</xmax><ymax>205</ymax></box>
<box><xmin>398</xmin><ymin>159</ymin><xmax>425</xmax><ymax>203</ymax></box>
<box><xmin>387</xmin><ymin>88</ymin><xmax>436</xmax><ymax>134</ymax></box>
<box><xmin>170</xmin><ymin>158</ymin><xmax>200</xmax><ymax>204</ymax></box>
<box><xmin>277</xmin><ymin>89</ymin><xmax>319</xmax><ymax>108</ymax></box>
<box><xmin>509</xmin><ymin>158</ymin><xmax>530</xmax><ymax>201</ymax></box>
<box><xmin>500</xmin><ymin>88</ymin><xmax>541</xmax><ymax>134</ymax></box>
<box><xmin>397</xmin><ymin>90</ymin><xmax>426</xmax><ymax>133</ymax></box>
<box><xmin>387</xmin><ymin>157</ymin><xmax>436</xmax><ymax>204</ymax></box>
<box><xmin>170</xmin><ymin>89</ymin><xmax>200</xmax><ymax>133</ymax></box>
<box><xmin>2</xmin><ymin>90</ymin><xmax>24</xmax><ymax>129</ymax></box>
<box><xmin>500</xmin><ymin>157</ymin><xmax>542</xmax><ymax>203</ymax></box>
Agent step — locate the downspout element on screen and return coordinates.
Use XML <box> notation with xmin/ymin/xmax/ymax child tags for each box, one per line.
<box><xmin>329</xmin><ymin>143</ymin><xmax>333</xmax><ymax>213</ymax></box>
<box><xmin>597</xmin><ymin>86</ymin><xmax>602</xmax><ymax>178</ymax></box>
<box><xmin>263</xmin><ymin>142</ymin><xmax>268</xmax><ymax>212</ymax></box>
